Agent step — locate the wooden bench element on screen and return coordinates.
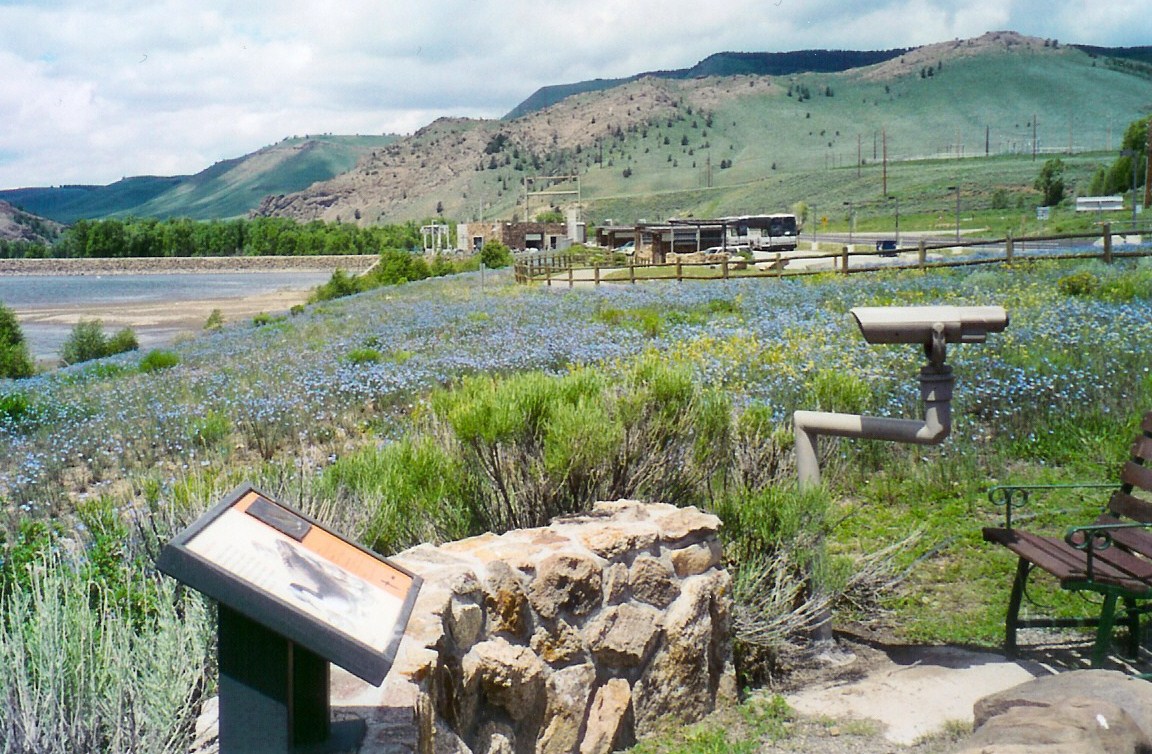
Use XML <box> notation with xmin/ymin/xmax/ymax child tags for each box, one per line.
<box><xmin>983</xmin><ymin>411</ymin><xmax>1152</xmax><ymax>668</ymax></box>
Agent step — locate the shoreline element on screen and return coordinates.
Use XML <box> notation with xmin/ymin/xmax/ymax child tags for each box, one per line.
<box><xmin>0</xmin><ymin>254</ymin><xmax>379</xmax><ymax>276</ymax></box>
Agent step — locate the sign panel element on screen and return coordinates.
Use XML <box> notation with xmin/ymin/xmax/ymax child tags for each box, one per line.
<box><xmin>158</xmin><ymin>484</ymin><xmax>421</xmax><ymax>685</ymax></box>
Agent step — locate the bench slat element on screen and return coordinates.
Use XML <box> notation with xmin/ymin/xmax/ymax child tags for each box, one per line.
<box><xmin>1132</xmin><ymin>435</ymin><xmax>1152</xmax><ymax>462</ymax></box>
<box><xmin>983</xmin><ymin>527</ymin><xmax>1152</xmax><ymax>594</ymax></box>
<box><xmin>1121</xmin><ymin>460</ymin><xmax>1152</xmax><ymax>495</ymax></box>
<box><xmin>1108</xmin><ymin>491</ymin><xmax>1152</xmax><ymax>523</ymax></box>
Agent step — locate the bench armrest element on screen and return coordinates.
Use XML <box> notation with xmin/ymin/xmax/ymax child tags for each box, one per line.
<box><xmin>988</xmin><ymin>483</ymin><xmax>1116</xmax><ymax>530</ymax></box>
<box><xmin>1065</xmin><ymin>520</ymin><xmax>1152</xmax><ymax>581</ymax></box>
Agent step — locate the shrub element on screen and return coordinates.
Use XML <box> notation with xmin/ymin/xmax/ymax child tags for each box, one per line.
<box><xmin>1057</xmin><ymin>270</ymin><xmax>1100</xmax><ymax>297</ymax></box>
<box><xmin>106</xmin><ymin>327</ymin><xmax>139</xmax><ymax>355</ymax></box>
<box><xmin>59</xmin><ymin>320</ymin><xmax>139</xmax><ymax>366</ymax></box>
<box><xmin>252</xmin><ymin>312</ymin><xmax>287</xmax><ymax>327</ymax></box>
<box><xmin>0</xmin><ymin>392</ymin><xmax>31</xmax><ymax>424</ymax></box>
<box><xmin>347</xmin><ymin>347</ymin><xmax>382</xmax><ymax>365</ymax></box>
<box><xmin>203</xmin><ymin>308</ymin><xmax>225</xmax><ymax>330</ymax></box>
<box><xmin>0</xmin><ymin>303</ymin><xmax>33</xmax><ymax>379</ymax></box>
<box><xmin>310</xmin><ymin>268</ymin><xmax>361</xmax><ymax>302</ymax></box>
<box><xmin>480</xmin><ymin>240</ymin><xmax>513</xmax><ymax>269</ymax></box>
<box><xmin>139</xmin><ymin>349</ymin><xmax>180</xmax><ymax>373</ymax></box>
<box><xmin>59</xmin><ymin>319</ymin><xmax>110</xmax><ymax>366</ymax></box>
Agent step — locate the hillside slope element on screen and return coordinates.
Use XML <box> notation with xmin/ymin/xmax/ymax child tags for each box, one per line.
<box><xmin>0</xmin><ymin>200</ymin><xmax>62</xmax><ymax>244</ymax></box>
<box><xmin>1</xmin><ymin>135</ymin><xmax>398</xmax><ymax>224</ymax></box>
<box><xmin>504</xmin><ymin>48</ymin><xmax>911</xmax><ymax>120</ymax></box>
<box><xmin>254</xmin><ymin>32</ymin><xmax>1152</xmax><ymax>227</ymax></box>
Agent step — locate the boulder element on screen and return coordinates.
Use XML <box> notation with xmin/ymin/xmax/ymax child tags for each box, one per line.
<box><xmin>975</xmin><ymin>669</ymin><xmax>1152</xmax><ymax>738</ymax></box>
<box><xmin>959</xmin><ymin>697</ymin><xmax>1151</xmax><ymax>754</ymax></box>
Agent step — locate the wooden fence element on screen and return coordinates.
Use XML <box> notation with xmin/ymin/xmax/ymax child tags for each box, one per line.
<box><xmin>514</xmin><ymin>223</ymin><xmax>1152</xmax><ymax>288</ymax></box>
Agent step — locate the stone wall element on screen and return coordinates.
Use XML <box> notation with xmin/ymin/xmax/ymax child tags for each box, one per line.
<box><xmin>357</xmin><ymin>500</ymin><xmax>737</xmax><ymax>754</ymax></box>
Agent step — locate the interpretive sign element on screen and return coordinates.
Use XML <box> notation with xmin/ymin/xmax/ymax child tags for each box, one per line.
<box><xmin>158</xmin><ymin>484</ymin><xmax>421</xmax><ymax>753</ymax></box>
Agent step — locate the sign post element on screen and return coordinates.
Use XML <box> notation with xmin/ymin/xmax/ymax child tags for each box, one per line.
<box><xmin>159</xmin><ymin>484</ymin><xmax>421</xmax><ymax>753</ymax></box>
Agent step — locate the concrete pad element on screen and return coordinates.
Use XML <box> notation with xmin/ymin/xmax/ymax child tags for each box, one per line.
<box><xmin>785</xmin><ymin>645</ymin><xmax>1045</xmax><ymax>744</ymax></box>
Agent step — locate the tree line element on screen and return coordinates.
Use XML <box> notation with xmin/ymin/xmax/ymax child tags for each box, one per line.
<box><xmin>0</xmin><ymin>216</ymin><xmax>434</xmax><ymax>259</ymax></box>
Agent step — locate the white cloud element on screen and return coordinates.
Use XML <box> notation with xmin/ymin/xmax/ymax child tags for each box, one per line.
<box><xmin>0</xmin><ymin>0</ymin><xmax>1146</xmax><ymax>188</ymax></box>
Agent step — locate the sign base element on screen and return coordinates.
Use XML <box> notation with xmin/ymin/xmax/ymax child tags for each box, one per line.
<box><xmin>218</xmin><ymin>606</ymin><xmax>365</xmax><ymax>754</ymax></box>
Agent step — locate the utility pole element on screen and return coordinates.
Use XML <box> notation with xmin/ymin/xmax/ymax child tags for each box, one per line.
<box><xmin>1145</xmin><ymin>122</ymin><xmax>1152</xmax><ymax>212</ymax></box>
<box><xmin>882</xmin><ymin>129</ymin><xmax>888</xmax><ymax>196</ymax></box>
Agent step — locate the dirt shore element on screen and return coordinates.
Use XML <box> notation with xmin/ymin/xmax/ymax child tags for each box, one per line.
<box><xmin>16</xmin><ymin>289</ymin><xmax>322</xmax><ymax>334</ymax></box>
<box><xmin>0</xmin><ymin>254</ymin><xmax>378</xmax><ymax>276</ymax></box>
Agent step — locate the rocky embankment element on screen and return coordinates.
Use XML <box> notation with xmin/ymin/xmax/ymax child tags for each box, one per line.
<box><xmin>0</xmin><ymin>254</ymin><xmax>379</xmax><ymax>276</ymax></box>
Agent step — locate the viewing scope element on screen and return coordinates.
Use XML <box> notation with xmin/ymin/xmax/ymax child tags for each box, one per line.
<box><xmin>850</xmin><ymin>305</ymin><xmax>1009</xmax><ymax>346</ymax></box>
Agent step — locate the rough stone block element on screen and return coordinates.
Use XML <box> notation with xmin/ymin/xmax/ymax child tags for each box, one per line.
<box><xmin>528</xmin><ymin>552</ymin><xmax>603</xmax><ymax>620</ymax></box>
<box><xmin>629</xmin><ymin>555</ymin><xmax>679</xmax><ymax>608</ymax></box>
<box><xmin>584</xmin><ymin>603</ymin><xmax>661</xmax><ymax>668</ymax></box>
<box><xmin>579</xmin><ymin>679</ymin><xmax>634</xmax><ymax>754</ymax></box>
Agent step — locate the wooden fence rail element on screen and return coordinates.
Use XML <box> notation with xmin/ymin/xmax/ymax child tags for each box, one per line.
<box><xmin>513</xmin><ymin>223</ymin><xmax>1152</xmax><ymax>288</ymax></box>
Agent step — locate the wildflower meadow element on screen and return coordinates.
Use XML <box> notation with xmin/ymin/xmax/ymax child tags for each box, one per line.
<box><xmin>2</xmin><ymin>255</ymin><xmax>1152</xmax><ymax>751</ymax></box>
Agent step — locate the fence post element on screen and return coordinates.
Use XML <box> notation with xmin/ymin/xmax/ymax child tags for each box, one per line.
<box><xmin>722</xmin><ymin>259</ymin><xmax>729</xmax><ymax>279</ymax></box>
<box><xmin>568</xmin><ymin>265</ymin><xmax>574</xmax><ymax>288</ymax></box>
<box><xmin>918</xmin><ymin>240</ymin><xmax>926</xmax><ymax>270</ymax></box>
<box><xmin>775</xmin><ymin>252</ymin><xmax>782</xmax><ymax>278</ymax></box>
<box><xmin>629</xmin><ymin>261</ymin><xmax>636</xmax><ymax>285</ymax></box>
<box><xmin>1005</xmin><ymin>233</ymin><xmax>1013</xmax><ymax>263</ymax></box>
<box><xmin>841</xmin><ymin>246</ymin><xmax>849</xmax><ymax>274</ymax></box>
<box><xmin>675</xmin><ymin>257</ymin><xmax>682</xmax><ymax>282</ymax></box>
<box><xmin>594</xmin><ymin>264</ymin><xmax>600</xmax><ymax>286</ymax></box>
<box><xmin>1103</xmin><ymin>222</ymin><xmax>1113</xmax><ymax>264</ymax></box>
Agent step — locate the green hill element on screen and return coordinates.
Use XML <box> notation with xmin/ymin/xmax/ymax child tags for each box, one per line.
<box><xmin>0</xmin><ymin>135</ymin><xmax>398</xmax><ymax>223</ymax></box>
<box><xmin>256</xmin><ymin>32</ymin><xmax>1152</xmax><ymax>228</ymax></box>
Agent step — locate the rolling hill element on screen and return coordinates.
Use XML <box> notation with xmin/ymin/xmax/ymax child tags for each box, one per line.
<box><xmin>253</xmin><ymin>32</ymin><xmax>1152</xmax><ymax>227</ymax></box>
<box><xmin>5</xmin><ymin>31</ymin><xmax>1152</xmax><ymax>231</ymax></box>
<box><xmin>0</xmin><ymin>134</ymin><xmax>398</xmax><ymax>224</ymax></box>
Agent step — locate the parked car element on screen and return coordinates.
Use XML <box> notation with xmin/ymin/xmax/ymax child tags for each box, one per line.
<box><xmin>875</xmin><ymin>239</ymin><xmax>898</xmax><ymax>257</ymax></box>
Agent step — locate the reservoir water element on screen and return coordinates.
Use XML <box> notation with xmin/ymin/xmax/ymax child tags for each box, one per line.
<box><xmin>0</xmin><ymin>271</ymin><xmax>332</xmax><ymax>361</ymax></box>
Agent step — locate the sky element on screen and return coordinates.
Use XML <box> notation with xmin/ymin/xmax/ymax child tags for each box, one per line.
<box><xmin>0</xmin><ymin>0</ymin><xmax>1148</xmax><ymax>190</ymax></box>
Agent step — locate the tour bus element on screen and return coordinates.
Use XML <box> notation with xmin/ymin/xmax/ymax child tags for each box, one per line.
<box><xmin>723</xmin><ymin>214</ymin><xmax>799</xmax><ymax>251</ymax></box>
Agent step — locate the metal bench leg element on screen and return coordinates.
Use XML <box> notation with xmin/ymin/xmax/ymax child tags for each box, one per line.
<box><xmin>1005</xmin><ymin>558</ymin><xmax>1030</xmax><ymax>656</ymax></box>
<box><xmin>1093</xmin><ymin>593</ymin><xmax>1120</xmax><ymax>668</ymax></box>
<box><xmin>1123</xmin><ymin>597</ymin><xmax>1141</xmax><ymax>659</ymax></box>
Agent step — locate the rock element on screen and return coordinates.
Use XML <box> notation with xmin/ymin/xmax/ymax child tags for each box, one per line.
<box><xmin>580</xmin><ymin>679</ymin><xmax>635</xmax><ymax>754</ymax></box>
<box><xmin>474</xmin><ymin>721</ymin><xmax>516</xmax><ymax>754</ymax></box>
<box><xmin>528</xmin><ymin>552</ymin><xmax>603</xmax><ymax>620</ymax></box>
<box><xmin>538</xmin><ymin>664</ymin><xmax>597</xmax><ymax>754</ymax></box>
<box><xmin>668</xmin><ymin>538</ymin><xmax>722</xmax><ymax>577</ymax></box>
<box><xmin>653</xmin><ymin>506</ymin><xmax>722</xmax><ymax>542</ymax></box>
<box><xmin>447</xmin><ymin>598</ymin><xmax>484</xmax><ymax>650</ymax></box>
<box><xmin>632</xmin><ymin>572</ymin><xmax>730</xmax><ymax>733</ymax></box>
<box><xmin>602</xmin><ymin>562</ymin><xmax>630</xmax><ymax>605</ymax></box>
<box><xmin>579</xmin><ymin>523</ymin><xmax>658</xmax><ymax>561</ymax></box>
<box><xmin>974</xmin><ymin>669</ymin><xmax>1152</xmax><ymax>738</ymax></box>
<box><xmin>959</xmin><ymin>696</ymin><xmax>1151</xmax><ymax>754</ymax></box>
<box><xmin>461</xmin><ymin>638</ymin><xmax>546</xmax><ymax>721</ymax></box>
<box><xmin>629</xmin><ymin>555</ymin><xmax>679</xmax><ymax>608</ymax></box>
<box><xmin>583</xmin><ymin>603</ymin><xmax>662</xmax><ymax>668</ymax></box>
<box><xmin>530</xmin><ymin>620</ymin><xmax>586</xmax><ymax>667</ymax></box>
<box><xmin>484</xmin><ymin>561</ymin><xmax>530</xmax><ymax>638</ymax></box>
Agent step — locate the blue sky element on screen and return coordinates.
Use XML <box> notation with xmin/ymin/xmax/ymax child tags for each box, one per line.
<box><xmin>0</xmin><ymin>0</ymin><xmax>1147</xmax><ymax>189</ymax></box>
